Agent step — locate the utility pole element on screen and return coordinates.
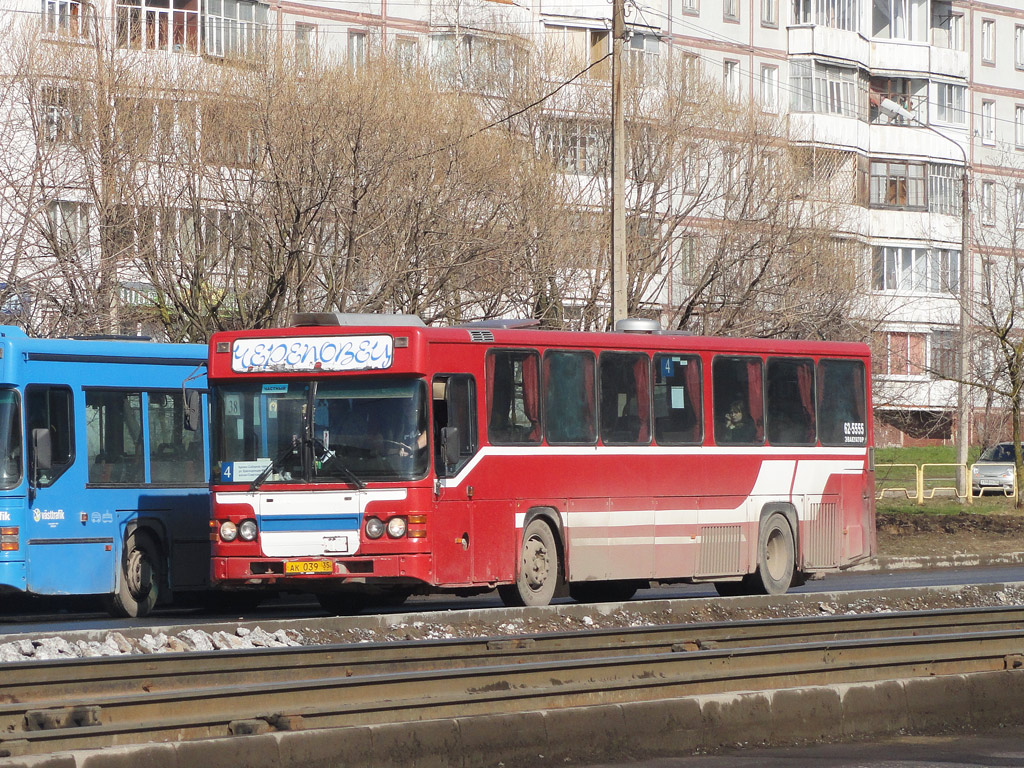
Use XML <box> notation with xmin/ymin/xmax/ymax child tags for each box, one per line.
<box><xmin>957</xmin><ymin>164</ymin><xmax>970</xmax><ymax>499</ymax></box>
<box><xmin>610</xmin><ymin>0</ymin><xmax>627</xmax><ymax>328</ymax></box>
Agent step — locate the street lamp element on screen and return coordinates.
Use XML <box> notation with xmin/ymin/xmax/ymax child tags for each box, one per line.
<box><xmin>878</xmin><ymin>98</ymin><xmax>971</xmax><ymax>497</ymax></box>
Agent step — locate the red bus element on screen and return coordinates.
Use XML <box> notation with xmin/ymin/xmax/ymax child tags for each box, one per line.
<box><xmin>208</xmin><ymin>314</ymin><xmax>874</xmax><ymax>611</ymax></box>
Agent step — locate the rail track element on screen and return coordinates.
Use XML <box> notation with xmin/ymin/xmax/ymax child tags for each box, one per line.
<box><xmin>2</xmin><ymin>605</ymin><xmax>1024</xmax><ymax>757</ymax></box>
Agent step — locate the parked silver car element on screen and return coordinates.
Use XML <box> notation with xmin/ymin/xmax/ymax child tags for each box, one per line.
<box><xmin>972</xmin><ymin>442</ymin><xmax>1019</xmax><ymax>496</ymax></box>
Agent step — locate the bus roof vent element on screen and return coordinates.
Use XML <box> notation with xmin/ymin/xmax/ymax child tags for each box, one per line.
<box><xmin>468</xmin><ymin>329</ymin><xmax>495</xmax><ymax>343</ymax></box>
<box><xmin>456</xmin><ymin>318</ymin><xmax>541</xmax><ymax>330</ymax></box>
<box><xmin>615</xmin><ymin>318</ymin><xmax>661</xmax><ymax>334</ymax></box>
<box><xmin>290</xmin><ymin>312</ymin><xmax>425</xmax><ymax>328</ymax></box>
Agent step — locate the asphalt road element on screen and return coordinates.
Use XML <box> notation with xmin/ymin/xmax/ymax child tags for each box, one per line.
<box><xmin>0</xmin><ymin>562</ymin><xmax>1022</xmax><ymax>635</ymax></box>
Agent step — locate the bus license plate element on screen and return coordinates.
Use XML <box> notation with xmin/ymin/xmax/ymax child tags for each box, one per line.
<box><xmin>285</xmin><ymin>560</ymin><xmax>333</xmax><ymax>574</ymax></box>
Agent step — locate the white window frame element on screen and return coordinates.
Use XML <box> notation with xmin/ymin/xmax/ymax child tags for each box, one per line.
<box><xmin>1016</xmin><ymin>105</ymin><xmax>1024</xmax><ymax>148</ymax></box>
<box><xmin>761</xmin><ymin>0</ymin><xmax>778</xmax><ymax>26</ymax></box>
<box><xmin>792</xmin><ymin>0</ymin><xmax>811</xmax><ymax>25</ymax></box>
<box><xmin>1016</xmin><ymin>25</ymin><xmax>1024</xmax><ymax>70</ymax></box>
<box><xmin>723</xmin><ymin>59</ymin><xmax>741</xmax><ymax>100</ymax></box>
<box><xmin>42</xmin><ymin>0</ymin><xmax>88</xmax><ymax>37</ymax></box>
<box><xmin>981</xmin><ymin>180</ymin><xmax>996</xmax><ymax>226</ymax></box>
<box><xmin>982</xmin><ymin>100</ymin><xmax>996</xmax><ymax>145</ymax></box>
<box><xmin>349</xmin><ymin>30</ymin><xmax>367</xmax><ymax>68</ymax></box>
<box><xmin>760</xmin><ymin>64</ymin><xmax>779</xmax><ymax>112</ymax></box>
<box><xmin>205</xmin><ymin>0</ymin><xmax>267</xmax><ymax>58</ymax></box>
<box><xmin>681</xmin><ymin>0</ymin><xmax>697</xmax><ymax>12</ymax></box>
<box><xmin>724</xmin><ymin>0</ymin><xmax>739</xmax><ymax>21</ymax></box>
<box><xmin>981</xmin><ymin>18</ymin><xmax>995</xmax><ymax>64</ymax></box>
<box><xmin>934</xmin><ymin>82</ymin><xmax>966</xmax><ymax>126</ymax></box>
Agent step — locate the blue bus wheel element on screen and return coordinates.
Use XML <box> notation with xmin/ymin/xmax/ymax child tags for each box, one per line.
<box><xmin>108</xmin><ymin>532</ymin><xmax>162</xmax><ymax>619</ymax></box>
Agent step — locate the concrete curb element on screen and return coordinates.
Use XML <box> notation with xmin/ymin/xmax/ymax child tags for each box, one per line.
<box><xmin>853</xmin><ymin>551</ymin><xmax>1024</xmax><ymax>571</ymax></box>
<box><xmin>6</xmin><ymin>670</ymin><xmax>1024</xmax><ymax>768</ymax></box>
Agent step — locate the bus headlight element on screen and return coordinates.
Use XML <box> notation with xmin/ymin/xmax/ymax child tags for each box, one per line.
<box><xmin>239</xmin><ymin>519</ymin><xmax>258</xmax><ymax>542</ymax></box>
<box><xmin>365</xmin><ymin>517</ymin><xmax>385</xmax><ymax>539</ymax></box>
<box><xmin>387</xmin><ymin>517</ymin><xmax>407</xmax><ymax>538</ymax></box>
<box><xmin>219</xmin><ymin>521</ymin><xmax>238</xmax><ymax>542</ymax></box>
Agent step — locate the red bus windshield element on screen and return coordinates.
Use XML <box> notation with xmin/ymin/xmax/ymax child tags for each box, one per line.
<box><xmin>212</xmin><ymin>378</ymin><xmax>429</xmax><ymax>485</ymax></box>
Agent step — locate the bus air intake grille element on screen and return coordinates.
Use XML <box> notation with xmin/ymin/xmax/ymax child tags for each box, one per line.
<box><xmin>696</xmin><ymin>525</ymin><xmax>742</xmax><ymax>578</ymax></box>
<box><xmin>469</xmin><ymin>330</ymin><xmax>495</xmax><ymax>343</ymax></box>
<box><xmin>806</xmin><ymin>502</ymin><xmax>841</xmax><ymax>568</ymax></box>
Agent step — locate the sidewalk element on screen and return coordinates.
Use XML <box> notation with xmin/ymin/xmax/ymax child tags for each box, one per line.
<box><xmin>855</xmin><ymin>551</ymin><xmax>1024</xmax><ymax>571</ymax></box>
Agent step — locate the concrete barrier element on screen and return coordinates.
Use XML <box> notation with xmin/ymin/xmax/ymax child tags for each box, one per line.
<box><xmin>5</xmin><ymin>670</ymin><xmax>1024</xmax><ymax>768</ymax></box>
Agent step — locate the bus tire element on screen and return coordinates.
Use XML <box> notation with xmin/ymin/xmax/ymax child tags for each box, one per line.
<box><xmin>569</xmin><ymin>580</ymin><xmax>639</xmax><ymax>603</ymax></box>
<box><xmin>108</xmin><ymin>531</ymin><xmax>162</xmax><ymax>619</ymax></box>
<box><xmin>751</xmin><ymin>514</ymin><xmax>795</xmax><ymax>596</ymax></box>
<box><xmin>498</xmin><ymin>519</ymin><xmax>560</xmax><ymax>607</ymax></box>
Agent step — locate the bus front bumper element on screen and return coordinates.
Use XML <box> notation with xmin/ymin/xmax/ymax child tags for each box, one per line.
<box><xmin>211</xmin><ymin>554</ymin><xmax>433</xmax><ymax>587</ymax></box>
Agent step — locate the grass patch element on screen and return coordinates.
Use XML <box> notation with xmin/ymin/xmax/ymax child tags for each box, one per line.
<box><xmin>877</xmin><ymin>496</ymin><xmax>1023</xmax><ymax>516</ymax></box>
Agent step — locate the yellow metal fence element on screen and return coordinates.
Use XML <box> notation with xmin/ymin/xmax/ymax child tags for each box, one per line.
<box><xmin>875</xmin><ymin>462</ymin><xmax>1018</xmax><ymax>504</ymax></box>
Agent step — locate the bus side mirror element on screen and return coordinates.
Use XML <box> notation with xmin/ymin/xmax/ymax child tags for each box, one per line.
<box><xmin>32</xmin><ymin>427</ymin><xmax>52</xmax><ymax>477</ymax></box>
<box><xmin>183</xmin><ymin>390</ymin><xmax>201</xmax><ymax>432</ymax></box>
<box><xmin>440</xmin><ymin>427</ymin><xmax>460</xmax><ymax>472</ymax></box>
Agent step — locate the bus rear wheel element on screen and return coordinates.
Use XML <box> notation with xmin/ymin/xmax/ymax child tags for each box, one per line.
<box><xmin>750</xmin><ymin>514</ymin><xmax>795</xmax><ymax>596</ymax></box>
<box><xmin>498</xmin><ymin>519</ymin><xmax>560</xmax><ymax>607</ymax></box>
<box><xmin>108</xmin><ymin>531</ymin><xmax>162</xmax><ymax>619</ymax></box>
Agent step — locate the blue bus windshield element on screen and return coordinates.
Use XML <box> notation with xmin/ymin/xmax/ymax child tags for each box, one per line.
<box><xmin>0</xmin><ymin>389</ymin><xmax>20</xmax><ymax>490</ymax></box>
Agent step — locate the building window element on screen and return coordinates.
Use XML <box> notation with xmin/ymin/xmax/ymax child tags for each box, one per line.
<box><xmin>1017</xmin><ymin>25</ymin><xmax>1024</xmax><ymax>69</ymax></box>
<box><xmin>1016</xmin><ymin>106</ymin><xmax>1024</xmax><ymax>148</ymax></box>
<box><xmin>931</xmin><ymin>331</ymin><xmax>958</xmax><ymax>379</ymax></box>
<box><xmin>543</xmin><ymin>120</ymin><xmax>608</xmax><ymax>176</ymax></box>
<box><xmin>680</xmin><ymin>52</ymin><xmax>700</xmax><ymax>100</ymax></box>
<box><xmin>117</xmin><ymin>0</ymin><xmax>201</xmax><ymax>53</ymax></box>
<box><xmin>761</xmin><ymin>0</ymin><xmax>778</xmax><ymax>26</ymax></box>
<box><xmin>1016</xmin><ymin>185</ymin><xmax>1024</xmax><ymax>228</ymax></box>
<box><xmin>875</xmin><ymin>332</ymin><xmax>927</xmax><ymax>377</ymax></box>
<box><xmin>47</xmin><ymin>201</ymin><xmax>89</xmax><ymax>257</ymax></box>
<box><xmin>723</xmin><ymin>59</ymin><xmax>740</xmax><ymax>100</ymax></box>
<box><xmin>395</xmin><ymin>38</ymin><xmax>418</xmax><ymax>69</ymax></box>
<box><xmin>40</xmin><ymin>85</ymin><xmax>82</xmax><ymax>144</ymax></box>
<box><xmin>932</xmin><ymin>3</ymin><xmax>962</xmax><ymax>50</ymax></box>
<box><xmin>872</xmin><ymin>246</ymin><xmax>958</xmax><ymax>294</ymax></box>
<box><xmin>981</xmin><ymin>181</ymin><xmax>996</xmax><ymax>225</ymax></box>
<box><xmin>42</xmin><ymin>0</ymin><xmax>89</xmax><ymax>37</ymax></box>
<box><xmin>759</xmin><ymin>64</ymin><xmax>778</xmax><ymax>112</ymax></box>
<box><xmin>349</xmin><ymin>31</ymin><xmax>366</xmax><ymax>68</ymax></box>
<box><xmin>205</xmin><ymin>0</ymin><xmax>266</xmax><ymax>58</ymax></box>
<box><xmin>934</xmin><ymin>82</ymin><xmax>966</xmax><ymax>125</ymax></box>
<box><xmin>814</xmin><ymin>0</ymin><xmax>861</xmax><ymax>32</ymax></box>
<box><xmin>792</xmin><ymin>0</ymin><xmax>811</xmax><ymax>24</ymax></box>
<box><xmin>294</xmin><ymin>23</ymin><xmax>313</xmax><ymax>69</ymax></box>
<box><xmin>627</xmin><ymin>32</ymin><xmax>659</xmax><ymax>74</ymax></box>
<box><xmin>982</xmin><ymin>100</ymin><xmax>996</xmax><ymax>145</ymax></box>
<box><xmin>724</xmin><ymin>0</ymin><xmax>739</xmax><ymax>21</ymax></box>
<box><xmin>981</xmin><ymin>19</ymin><xmax>995</xmax><ymax>64</ymax></box>
<box><xmin>870</xmin><ymin>161</ymin><xmax>925</xmax><ymax>209</ymax></box>
<box><xmin>789</xmin><ymin>60</ymin><xmax>860</xmax><ymax>118</ymax></box>
<box><xmin>928</xmin><ymin>163</ymin><xmax>961</xmax><ymax>216</ymax></box>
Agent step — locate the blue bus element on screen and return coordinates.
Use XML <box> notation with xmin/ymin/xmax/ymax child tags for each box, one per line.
<box><xmin>0</xmin><ymin>326</ymin><xmax>209</xmax><ymax>617</ymax></box>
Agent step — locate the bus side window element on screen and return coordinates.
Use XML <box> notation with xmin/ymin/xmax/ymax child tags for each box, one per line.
<box><xmin>599</xmin><ymin>352</ymin><xmax>651</xmax><ymax>444</ymax></box>
<box><xmin>766</xmin><ymin>358</ymin><xmax>816</xmax><ymax>446</ymax></box>
<box><xmin>818</xmin><ymin>359</ymin><xmax>867</xmax><ymax>446</ymax></box>
<box><xmin>26</xmin><ymin>386</ymin><xmax>74</xmax><ymax>487</ymax></box>
<box><xmin>149</xmin><ymin>390</ymin><xmax>205</xmax><ymax>485</ymax></box>
<box><xmin>486</xmin><ymin>350</ymin><xmax>541</xmax><ymax>444</ymax></box>
<box><xmin>653</xmin><ymin>354</ymin><xmax>702</xmax><ymax>444</ymax></box>
<box><xmin>86</xmin><ymin>390</ymin><xmax>144</xmax><ymax>485</ymax></box>
<box><xmin>543</xmin><ymin>350</ymin><xmax>596</xmax><ymax>445</ymax></box>
<box><xmin>712</xmin><ymin>356</ymin><xmax>764</xmax><ymax>445</ymax></box>
<box><xmin>434</xmin><ymin>375</ymin><xmax>477</xmax><ymax>476</ymax></box>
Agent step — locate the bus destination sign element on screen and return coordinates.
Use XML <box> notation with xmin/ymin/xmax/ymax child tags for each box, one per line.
<box><xmin>232</xmin><ymin>335</ymin><xmax>394</xmax><ymax>373</ymax></box>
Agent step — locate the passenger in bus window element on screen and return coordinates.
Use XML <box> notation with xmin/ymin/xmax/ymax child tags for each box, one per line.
<box><xmin>720</xmin><ymin>399</ymin><xmax>756</xmax><ymax>443</ymax></box>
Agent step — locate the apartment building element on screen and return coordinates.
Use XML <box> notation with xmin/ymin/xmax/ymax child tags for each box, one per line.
<box><xmin>12</xmin><ymin>1</ymin><xmax>1024</xmax><ymax>446</ymax></box>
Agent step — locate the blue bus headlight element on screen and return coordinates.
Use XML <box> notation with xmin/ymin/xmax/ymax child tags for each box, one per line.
<box><xmin>387</xmin><ymin>517</ymin><xmax>407</xmax><ymax>538</ymax></box>
<box><xmin>365</xmin><ymin>517</ymin><xmax>385</xmax><ymax>539</ymax></box>
<box><xmin>239</xmin><ymin>519</ymin><xmax>258</xmax><ymax>542</ymax></box>
<box><xmin>219</xmin><ymin>521</ymin><xmax>238</xmax><ymax>542</ymax></box>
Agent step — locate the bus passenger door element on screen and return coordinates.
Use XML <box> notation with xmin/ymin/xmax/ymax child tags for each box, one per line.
<box><xmin>432</xmin><ymin>375</ymin><xmax>478</xmax><ymax>586</ymax></box>
<box><xmin>25</xmin><ymin>386</ymin><xmax>116</xmax><ymax>596</ymax></box>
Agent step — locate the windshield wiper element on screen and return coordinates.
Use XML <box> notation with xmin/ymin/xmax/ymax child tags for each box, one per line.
<box><xmin>249</xmin><ymin>442</ymin><xmax>299</xmax><ymax>492</ymax></box>
<box><xmin>315</xmin><ymin>443</ymin><xmax>366</xmax><ymax>489</ymax></box>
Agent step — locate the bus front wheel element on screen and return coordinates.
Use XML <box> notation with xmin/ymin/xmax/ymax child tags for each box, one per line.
<box><xmin>751</xmin><ymin>514</ymin><xmax>795</xmax><ymax>596</ymax></box>
<box><xmin>108</xmin><ymin>531</ymin><xmax>162</xmax><ymax>619</ymax></box>
<box><xmin>498</xmin><ymin>519</ymin><xmax>561</xmax><ymax>608</ymax></box>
